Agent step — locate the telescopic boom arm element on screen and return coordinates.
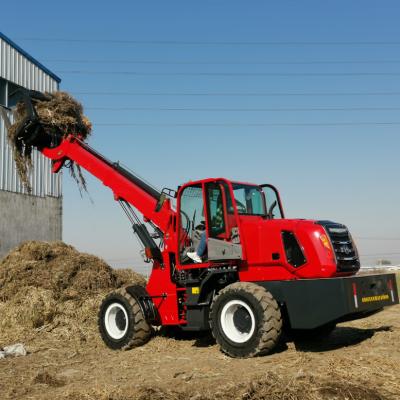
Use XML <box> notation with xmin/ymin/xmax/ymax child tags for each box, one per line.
<box><xmin>42</xmin><ymin>135</ymin><xmax>175</xmax><ymax>233</ymax></box>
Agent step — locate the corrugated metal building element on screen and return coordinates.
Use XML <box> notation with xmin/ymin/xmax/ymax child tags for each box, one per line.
<box><xmin>0</xmin><ymin>32</ymin><xmax>62</xmax><ymax>258</ymax></box>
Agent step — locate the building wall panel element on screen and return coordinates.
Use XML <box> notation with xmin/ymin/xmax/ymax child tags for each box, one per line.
<box><xmin>0</xmin><ymin>190</ymin><xmax>62</xmax><ymax>258</ymax></box>
<box><xmin>0</xmin><ymin>36</ymin><xmax>61</xmax><ymax>198</ymax></box>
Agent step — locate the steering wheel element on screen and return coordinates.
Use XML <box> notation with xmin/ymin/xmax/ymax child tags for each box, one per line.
<box><xmin>195</xmin><ymin>221</ymin><xmax>206</xmax><ymax>231</ymax></box>
<box><xmin>180</xmin><ymin>210</ymin><xmax>191</xmax><ymax>234</ymax></box>
<box><xmin>267</xmin><ymin>200</ymin><xmax>277</xmax><ymax>219</ymax></box>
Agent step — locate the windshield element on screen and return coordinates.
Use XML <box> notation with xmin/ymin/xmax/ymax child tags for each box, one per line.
<box><xmin>232</xmin><ymin>183</ymin><xmax>266</xmax><ymax>216</ymax></box>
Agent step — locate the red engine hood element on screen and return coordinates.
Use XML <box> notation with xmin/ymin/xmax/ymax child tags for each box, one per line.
<box><xmin>238</xmin><ymin>217</ymin><xmax>339</xmax><ymax>280</ymax></box>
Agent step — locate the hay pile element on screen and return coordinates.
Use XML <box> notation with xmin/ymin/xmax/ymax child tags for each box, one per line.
<box><xmin>0</xmin><ymin>241</ymin><xmax>145</xmax><ymax>345</ymax></box>
<box><xmin>7</xmin><ymin>91</ymin><xmax>92</xmax><ymax>192</ymax></box>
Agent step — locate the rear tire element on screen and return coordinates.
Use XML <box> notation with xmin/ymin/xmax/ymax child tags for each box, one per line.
<box><xmin>210</xmin><ymin>282</ymin><xmax>282</xmax><ymax>358</ymax></box>
<box><xmin>98</xmin><ymin>287</ymin><xmax>151</xmax><ymax>350</ymax></box>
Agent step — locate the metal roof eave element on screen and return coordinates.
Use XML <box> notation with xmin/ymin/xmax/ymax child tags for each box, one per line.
<box><xmin>0</xmin><ymin>32</ymin><xmax>61</xmax><ymax>84</ymax></box>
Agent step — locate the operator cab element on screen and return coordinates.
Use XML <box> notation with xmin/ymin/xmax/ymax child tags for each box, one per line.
<box><xmin>177</xmin><ymin>179</ymin><xmax>283</xmax><ymax>266</ymax></box>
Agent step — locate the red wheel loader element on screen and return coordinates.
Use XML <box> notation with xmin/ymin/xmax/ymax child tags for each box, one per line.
<box><xmin>3</xmin><ymin>91</ymin><xmax>398</xmax><ymax>358</ymax></box>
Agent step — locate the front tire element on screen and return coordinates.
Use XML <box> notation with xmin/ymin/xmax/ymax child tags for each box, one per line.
<box><xmin>98</xmin><ymin>287</ymin><xmax>151</xmax><ymax>350</ymax></box>
<box><xmin>210</xmin><ymin>282</ymin><xmax>282</xmax><ymax>358</ymax></box>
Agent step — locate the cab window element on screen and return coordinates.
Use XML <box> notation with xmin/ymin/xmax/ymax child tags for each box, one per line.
<box><xmin>206</xmin><ymin>183</ymin><xmax>226</xmax><ymax>238</ymax></box>
<box><xmin>232</xmin><ymin>184</ymin><xmax>266</xmax><ymax>216</ymax></box>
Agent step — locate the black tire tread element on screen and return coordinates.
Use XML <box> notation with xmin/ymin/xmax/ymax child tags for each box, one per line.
<box><xmin>98</xmin><ymin>287</ymin><xmax>151</xmax><ymax>350</ymax></box>
<box><xmin>210</xmin><ymin>282</ymin><xmax>282</xmax><ymax>357</ymax></box>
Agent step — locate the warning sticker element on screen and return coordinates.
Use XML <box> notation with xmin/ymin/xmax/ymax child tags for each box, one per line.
<box><xmin>192</xmin><ymin>287</ymin><xmax>200</xmax><ymax>295</ymax></box>
<box><xmin>361</xmin><ymin>294</ymin><xmax>390</xmax><ymax>303</ymax></box>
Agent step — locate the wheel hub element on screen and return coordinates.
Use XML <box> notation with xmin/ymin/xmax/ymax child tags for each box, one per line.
<box><xmin>220</xmin><ymin>299</ymin><xmax>256</xmax><ymax>344</ymax></box>
<box><xmin>104</xmin><ymin>302</ymin><xmax>129</xmax><ymax>340</ymax></box>
<box><xmin>233</xmin><ymin>306</ymin><xmax>252</xmax><ymax>334</ymax></box>
<box><xmin>115</xmin><ymin>309</ymin><xmax>127</xmax><ymax>331</ymax></box>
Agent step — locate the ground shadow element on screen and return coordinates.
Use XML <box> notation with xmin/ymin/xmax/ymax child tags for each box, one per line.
<box><xmin>291</xmin><ymin>325</ymin><xmax>392</xmax><ymax>352</ymax></box>
<box><xmin>155</xmin><ymin>324</ymin><xmax>393</xmax><ymax>355</ymax></box>
<box><xmin>156</xmin><ymin>325</ymin><xmax>215</xmax><ymax>347</ymax></box>
<box><xmin>193</xmin><ymin>332</ymin><xmax>216</xmax><ymax>348</ymax></box>
<box><xmin>156</xmin><ymin>327</ymin><xmax>290</xmax><ymax>354</ymax></box>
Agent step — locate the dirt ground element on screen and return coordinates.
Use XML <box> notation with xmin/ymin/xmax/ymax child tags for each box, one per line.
<box><xmin>0</xmin><ymin>243</ymin><xmax>399</xmax><ymax>400</ymax></box>
<box><xmin>0</xmin><ymin>305</ymin><xmax>398</xmax><ymax>399</ymax></box>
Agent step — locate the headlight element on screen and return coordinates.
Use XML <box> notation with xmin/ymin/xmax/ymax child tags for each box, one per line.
<box><xmin>319</xmin><ymin>234</ymin><xmax>333</xmax><ymax>252</ymax></box>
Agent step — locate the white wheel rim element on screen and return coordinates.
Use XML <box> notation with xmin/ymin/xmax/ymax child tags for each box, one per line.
<box><xmin>220</xmin><ymin>299</ymin><xmax>256</xmax><ymax>343</ymax></box>
<box><xmin>104</xmin><ymin>302</ymin><xmax>129</xmax><ymax>340</ymax></box>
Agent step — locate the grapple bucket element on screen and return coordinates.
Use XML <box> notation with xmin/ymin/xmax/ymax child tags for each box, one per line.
<box><xmin>0</xmin><ymin>89</ymin><xmax>61</xmax><ymax>149</ymax></box>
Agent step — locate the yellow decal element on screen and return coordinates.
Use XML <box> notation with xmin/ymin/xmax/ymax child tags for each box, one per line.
<box><xmin>361</xmin><ymin>294</ymin><xmax>390</xmax><ymax>303</ymax></box>
<box><xmin>192</xmin><ymin>287</ymin><xmax>200</xmax><ymax>295</ymax></box>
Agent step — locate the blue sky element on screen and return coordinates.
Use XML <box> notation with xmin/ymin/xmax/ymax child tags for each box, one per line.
<box><xmin>2</xmin><ymin>1</ymin><xmax>400</xmax><ymax>270</ymax></box>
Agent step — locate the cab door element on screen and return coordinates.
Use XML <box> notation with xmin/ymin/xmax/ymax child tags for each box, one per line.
<box><xmin>205</xmin><ymin>181</ymin><xmax>242</xmax><ymax>261</ymax></box>
<box><xmin>177</xmin><ymin>184</ymin><xmax>206</xmax><ymax>264</ymax></box>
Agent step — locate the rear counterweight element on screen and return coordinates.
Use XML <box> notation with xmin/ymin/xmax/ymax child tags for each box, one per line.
<box><xmin>257</xmin><ymin>273</ymin><xmax>399</xmax><ymax>330</ymax></box>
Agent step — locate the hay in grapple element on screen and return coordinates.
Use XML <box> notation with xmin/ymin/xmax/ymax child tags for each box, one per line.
<box><xmin>7</xmin><ymin>91</ymin><xmax>92</xmax><ymax>192</ymax></box>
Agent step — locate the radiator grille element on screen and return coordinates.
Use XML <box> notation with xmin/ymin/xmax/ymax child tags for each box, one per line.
<box><xmin>317</xmin><ymin>221</ymin><xmax>360</xmax><ymax>273</ymax></box>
